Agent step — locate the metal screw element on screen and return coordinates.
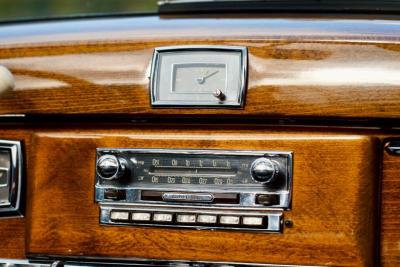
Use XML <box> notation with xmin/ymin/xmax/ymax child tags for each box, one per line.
<box><xmin>284</xmin><ymin>219</ymin><xmax>293</xmax><ymax>228</ymax></box>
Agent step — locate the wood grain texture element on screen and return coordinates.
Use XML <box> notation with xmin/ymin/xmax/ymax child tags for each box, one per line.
<box><xmin>0</xmin><ymin>17</ymin><xmax>400</xmax><ymax>118</ymax></box>
<box><xmin>381</xmin><ymin>144</ymin><xmax>400</xmax><ymax>267</ymax></box>
<box><xmin>25</xmin><ymin>127</ymin><xmax>379</xmax><ymax>266</ymax></box>
<box><xmin>0</xmin><ymin>218</ymin><xmax>25</xmax><ymax>259</ymax></box>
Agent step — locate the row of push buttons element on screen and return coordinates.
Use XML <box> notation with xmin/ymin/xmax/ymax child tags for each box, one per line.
<box><xmin>110</xmin><ymin>210</ymin><xmax>266</xmax><ymax>227</ymax></box>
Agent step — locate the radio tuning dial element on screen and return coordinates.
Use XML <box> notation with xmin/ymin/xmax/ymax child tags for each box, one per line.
<box><xmin>96</xmin><ymin>155</ymin><xmax>127</xmax><ymax>180</ymax></box>
<box><xmin>250</xmin><ymin>158</ymin><xmax>279</xmax><ymax>184</ymax></box>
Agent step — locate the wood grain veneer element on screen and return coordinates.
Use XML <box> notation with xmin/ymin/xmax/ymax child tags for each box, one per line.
<box><xmin>25</xmin><ymin>128</ymin><xmax>379</xmax><ymax>266</ymax></box>
<box><xmin>0</xmin><ymin>16</ymin><xmax>400</xmax><ymax>119</ymax></box>
<box><xmin>381</xmin><ymin>143</ymin><xmax>400</xmax><ymax>267</ymax></box>
<box><xmin>0</xmin><ymin>218</ymin><xmax>25</xmax><ymax>259</ymax></box>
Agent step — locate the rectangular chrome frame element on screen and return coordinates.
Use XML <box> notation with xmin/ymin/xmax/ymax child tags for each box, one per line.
<box><xmin>99</xmin><ymin>204</ymin><xmax>283</xmax><ymax>233</ymax></box>
<box><xmin>95</xmin><ymin>148</ymin><xmax>292</xmax><ymax>233</ymax></box>
<box><xmin>0</xmin><ymin>140</ymin><xmax>23</xmax><ymax>218</ymax></box>
<box><xmin>149</xmin><ymin>45</ymin><xmax>248</xmax><ymax>108</ymax></box>
<box><xmin>95</xmin><ymin>148</ymin><xmax>293</xmax><ymax>209</ymax></box>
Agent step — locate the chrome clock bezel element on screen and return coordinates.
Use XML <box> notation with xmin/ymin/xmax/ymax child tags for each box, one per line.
<box><xmin>149</xmin><ymin>45</ymin><xmax>248</xmax><ymax>108</ymax></box>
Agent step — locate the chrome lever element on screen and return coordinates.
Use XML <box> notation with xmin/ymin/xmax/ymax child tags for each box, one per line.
<box><xmin>385</xmin><ymin>140</ymin><xmax>400</xmax><ymax>155</ymax></box>
<box><xmin>50</xmin><ymin>261</ymin><xmax>64</xmax><ymax>267</ymax></box>
<box><xmin>0</xmin><ymin>65</ymin><xmax>14</xmax><ymax>95</ymax></box>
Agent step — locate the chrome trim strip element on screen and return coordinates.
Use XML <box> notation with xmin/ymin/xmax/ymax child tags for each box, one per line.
<box><xmin>0</xmin><ymin>114</ymin><xmax>25</xmax><ymax>118</ymax></box>
<box><xmin>97</xmin><ymin>148</ymin><xmax>292</xmax><ymax>156</ymax></box>
<box><xmin>0</xmin><ymin>258</ymin><xmax>325</xmax><ymax>267</ymax></box>
<box><xmin>162</xmin><ymin>192</ymin><xmax>215</xmax><ymax>202</ymax></box>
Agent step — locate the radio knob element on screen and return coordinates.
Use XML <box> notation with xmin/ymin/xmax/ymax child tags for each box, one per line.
<box><xmin>96</xmin><ymin>155</ymin><xmax>127</xmax><ymax>180</ymax></box>
<box><xmin>250</xmin><ymin>158</ymin><xmax>278</xmax><ymax>184</ymax></box>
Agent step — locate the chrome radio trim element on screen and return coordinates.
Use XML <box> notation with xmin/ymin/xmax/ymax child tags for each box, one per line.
<box><xmin>162</xmin><ymin>192</ymin><xmax>215</xmax><ymax>202</ymax></box>
<box><xmin>95</xmin><ymin>148</ymin><xmax>293</xmax><ymax>209</ymax></box>
<box><xmin>96</xmin><ymin>188</ymin><xmax>291</xmax><ymax>208</ymax></box>
<box><xmin>95</xmin><ymin>148</ymin><xmax>292</xmax><ymax>232</ymax></box>
<box><xmin>0</xmin><ymin>140</ymin><xmax>23</xmax><ymax>218</ymax></box>
<box><xmin>149</xmin><ymin>45</ymin><xmax>248</xmax><ymax>108</ymax></box>
<box><xmin>99</xmin><ymin>204</ymin><xmax>283</xmax><ymax>233</ymax></box>
<box><xmin>97</xmin><ymin>148</ymin><xmax>292</xmax><ymax>157</ymax></box>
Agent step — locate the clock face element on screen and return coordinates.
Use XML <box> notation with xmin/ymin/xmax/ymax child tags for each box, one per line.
<box><xmin>150</xmin><ymin>46</ymin><xmax>247</xmax><ymax>107</ymax></box>
<box><xmin>172</xmin><ymin>63</ymin><xmax>227</xmax><ymax>94</ymax></box>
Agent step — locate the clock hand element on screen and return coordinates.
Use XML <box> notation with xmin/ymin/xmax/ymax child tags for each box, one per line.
<box><xmin>196</xmin><ymin>77</ymin><xmax>205</xmax><ymax>84</ymax></box>
<box><xmin>196</xmin><ymin>70</ymin><xmax>219</xmax><ymax>84</ymax></box>
<box><xmin>203</xmin><ymin>70</ymin><xmax>219</xmax><ymax>80</ymax></box>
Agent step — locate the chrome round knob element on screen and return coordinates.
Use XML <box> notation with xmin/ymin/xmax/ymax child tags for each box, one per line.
<box><xmin>250</xmin><ymin>158</ymin><xmax>278</xmax><ymax>184</ymax></box>
<box><xmin>96</xmin><ymin>155</ymin><xmax>126</xmax><ymax>180</ymax></box>
<box><xmin>213</xmin><ymin>89</ymin><xmax>225</xmax><ymax>101</ymax></box>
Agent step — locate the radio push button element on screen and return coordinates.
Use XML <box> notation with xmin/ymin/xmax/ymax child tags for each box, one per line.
<box><xmin>256</xmin><ymin>194</ymin><xmax>279</xmax><ymax>206</ymax></box>
<box><xmin>131</xmin><ymin>212</ymin><xmax>151</xmax><ymax>221</ymax></box>
<box><xmin>219</xmin><ymin>215</ymin><xmax>240</xmax><ymax>225</ymax></box>
<box><xmin>242</xmin><ymin>216</ymin><xmax>264</xmax><ymax>226</ymax></box>
<box><xmin>153</xmin><ymin>213</ymin><xmax>173</xmax><ymax>222</ymax></box>
<box><xmin>110</xmin><ymin>211</ymin><xmax>130</xmax><ymax>221</ymax></box>
<box><xmin>176</xmin><ymin>214</ymin><xmax>196</xmax><ymax>224</ymax></box>
<box><xmin>197</xmin><ymin>214</ymin><xmax>217</xmax><ymax>224</ymax></box>
<box><xmin>250</xmin><ymin>158</ymin><xmax>279</xmax><ymax>184</ymax></box>
<box><xmin>104</xmin><ymin>189</ymin><xmax>126</xmax><ymax>201</ymax></box>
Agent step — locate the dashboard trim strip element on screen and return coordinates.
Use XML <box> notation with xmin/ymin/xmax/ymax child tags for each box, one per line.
<box><xmin>0</xmin><ymin>258</ymin><xmax>324</xmax><ymax>267</ymax></box>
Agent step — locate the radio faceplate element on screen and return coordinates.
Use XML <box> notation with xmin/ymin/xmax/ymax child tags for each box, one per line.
<box><xmin>95</xmin><ymin>149</ymin><xmax>293</xmax><ymax>232</ymax></box>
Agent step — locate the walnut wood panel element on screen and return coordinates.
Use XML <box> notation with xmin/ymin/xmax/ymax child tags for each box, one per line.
<box><xmin>0</xmin><ymin>218</ymin><xmax>25</xmax><ymax>259</ymax></box>
<box><xmin>381</xmin><ymin>144</ymin><xmax>400</xmax><ymax>267</ymax></box>
<box><xmin>26</xmin><ymin>128</ymin><xmax>378</xmax><ymax>266</ymax></box>
<box><xmin>0</xmin><ymin>17</ymin><xmax>400</xmax><ymax>119</ymax></box>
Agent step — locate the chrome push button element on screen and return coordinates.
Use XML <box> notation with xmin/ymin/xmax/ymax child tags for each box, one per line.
<box><xmin>197</xmin><ymin>214</ymin><xmax>217</xmax><ymax>224</ymax></box>
<box><xmin>176</xmin><ymin>214</ymin><xmax>196</xmax><ymax>223</ymax></box>
<box><xmin>242</xmin><ymin>216</ymin><xmax>264</xmax><ymax>226</ymax></box>
<box><xmin>132</xmin><ymin>212</ymin><xmax>151</xmax><ymax>221</ymax></box>
<box><xmin>110</xmin><ymin>211</ymin><xmax>130</xmax><ymax>221</ymax></box>
<box><xmin>220</xmin><ymin>215</ymin><xmax>240</xmax><ymax>225</ymax></box>
<box><xmin>153</xmin><ymin>213</ymin><xmax>173</xmax><ymax>222</ymax></box>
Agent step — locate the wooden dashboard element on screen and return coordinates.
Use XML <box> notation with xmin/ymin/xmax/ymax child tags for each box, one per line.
<box><xmin>0</xmin><ymin>14</ymin><xmax>400</xmax><ymax>267</ymax></box>
<box><xmin>1</xmin><ymin>15</ymin><xmax>400</xmax><ymax>120</ymax></box>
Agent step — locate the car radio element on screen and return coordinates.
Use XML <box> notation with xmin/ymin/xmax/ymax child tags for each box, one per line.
<box><xmin>95</xmin><ymin>149</ymin><xmax>293</xmax><ymax>232</ymax></box>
